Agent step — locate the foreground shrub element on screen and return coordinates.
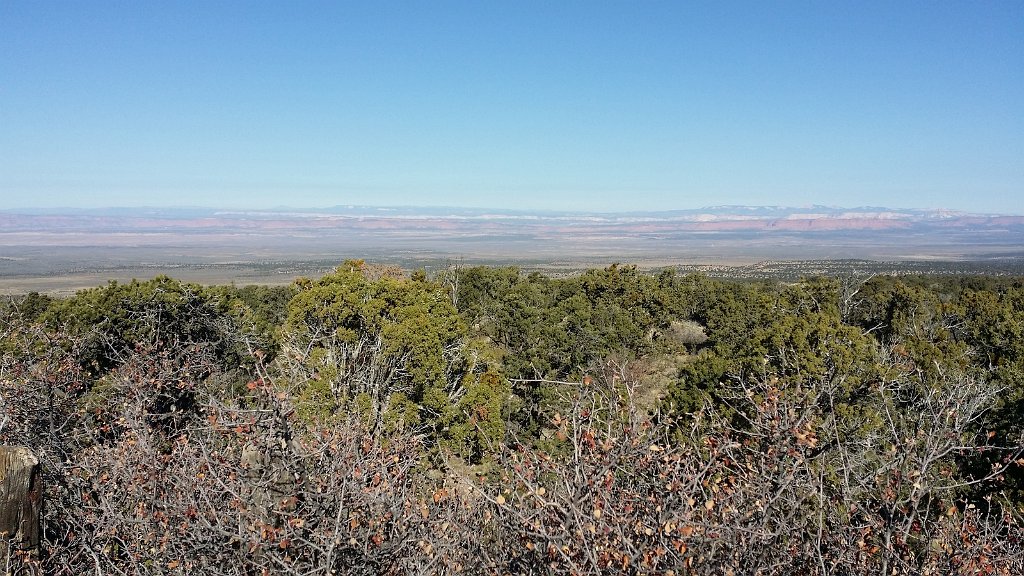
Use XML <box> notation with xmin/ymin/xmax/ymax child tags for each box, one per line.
<box><xmin>483</xmin><ymin>368</ymin><xmax>1024</xmax><ymax>575</ymax></box>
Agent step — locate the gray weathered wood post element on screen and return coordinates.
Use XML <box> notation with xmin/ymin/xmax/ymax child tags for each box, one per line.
<box><xmin>0</xmin><ymin>446</ymin><xmax>42</xmax><ymax>566</ymax></box>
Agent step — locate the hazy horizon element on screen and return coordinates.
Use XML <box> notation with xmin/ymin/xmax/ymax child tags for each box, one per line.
<box><xmin>3</xmin><ymin>203</ymin><xmax>1022</xmax><ymax>218</ymax></box>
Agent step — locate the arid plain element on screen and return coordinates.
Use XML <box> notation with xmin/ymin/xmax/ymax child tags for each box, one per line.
<box><xmin>3</xmin><ymin>205</ymin><xmax>1023</xmax><ymax>294</ymax></box>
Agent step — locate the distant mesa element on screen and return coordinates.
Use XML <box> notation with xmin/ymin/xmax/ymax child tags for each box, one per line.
<box><xmin>1</xmin><ymin>203</ymin><xmax>1018</xmax><ymax>234</ymax></box>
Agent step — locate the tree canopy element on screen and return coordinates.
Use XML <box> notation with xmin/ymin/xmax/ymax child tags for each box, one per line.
<box><xmin>1</xmin><ymin>264</ymin><xmax>1022</xmax><ymax>574</ymax></box>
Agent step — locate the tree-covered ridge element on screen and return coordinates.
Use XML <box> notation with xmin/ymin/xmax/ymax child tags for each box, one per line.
<box><xmin>1</xmin><ymin>261</ymin><xmax>1022</xmax><ymax>574</ymax></box>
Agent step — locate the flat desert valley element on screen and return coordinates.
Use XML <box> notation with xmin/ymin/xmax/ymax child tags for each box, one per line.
<box><xmin>3</xmin><ymin>205</ymin><xmax>1023</xmax><ymax>294</ymax></box>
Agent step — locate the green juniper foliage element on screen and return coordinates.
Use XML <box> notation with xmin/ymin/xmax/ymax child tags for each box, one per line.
<box><xmin>1</xmin><ymin>265</ymin><xmax>1022</xmax><ymax>575</ymax></box>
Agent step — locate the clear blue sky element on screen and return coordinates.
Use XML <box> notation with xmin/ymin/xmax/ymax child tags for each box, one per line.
<box><xmin>1</xmin><ymin>1</ymin><xmax>1021</xmax><ymax>213</ymax></box>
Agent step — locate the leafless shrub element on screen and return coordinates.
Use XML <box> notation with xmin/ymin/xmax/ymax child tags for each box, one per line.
<box><xmin>10</xmin><ymin>344</ymin><xmax>486</xmax><ymax>576</ymax></box>
<box><xmin>483</xmin><ymin>367</ymin><xmax>1024</xmax><ymax>575</ymax></box>
<box><xmin>3</xmin><ymin>303</ymin><xmax>1021</xmax><ymax>575</ymax></box>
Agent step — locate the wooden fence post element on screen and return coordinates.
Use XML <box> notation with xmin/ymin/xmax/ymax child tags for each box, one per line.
<box><xmin>0</xmin><ymin>446</ymin><xmax>41</xmax><ymax>569</ymax></box>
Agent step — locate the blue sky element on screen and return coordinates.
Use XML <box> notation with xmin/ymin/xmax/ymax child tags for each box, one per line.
<box><xmin>1</xmin><ymin>1</ymin><xmax>1021</xmax><ymax>213</ymax></box>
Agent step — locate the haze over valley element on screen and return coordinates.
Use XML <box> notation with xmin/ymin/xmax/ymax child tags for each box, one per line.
<box><xmin>2</xmin><ymin>204</ymin><xmax>1023</xmax><ymax>293</ymax></box>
